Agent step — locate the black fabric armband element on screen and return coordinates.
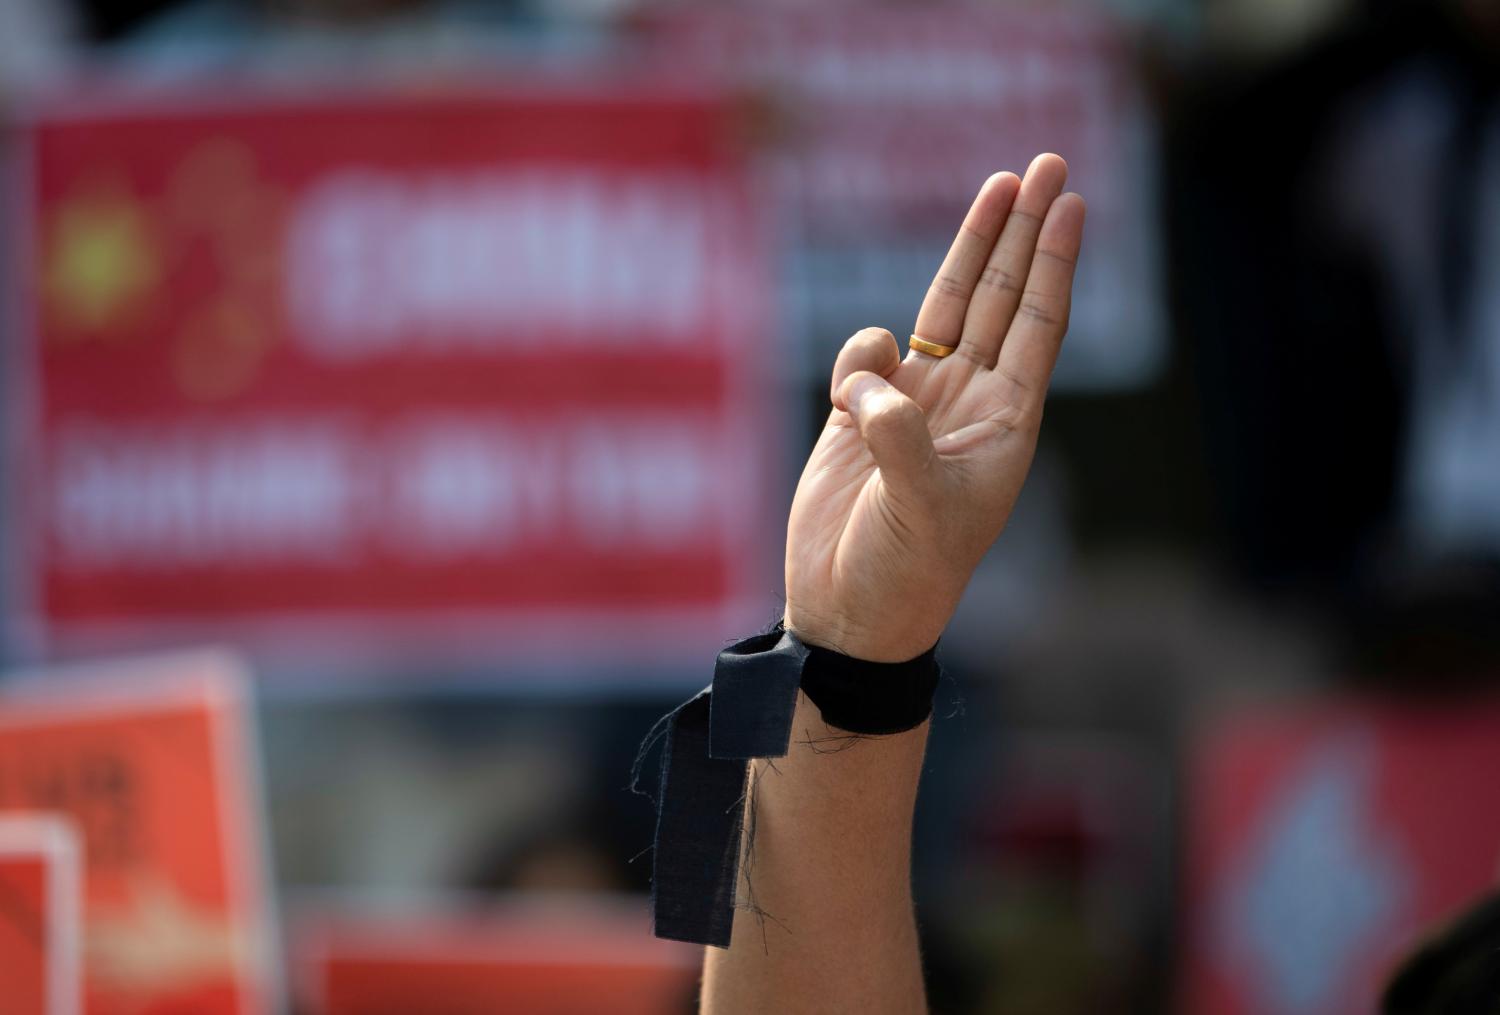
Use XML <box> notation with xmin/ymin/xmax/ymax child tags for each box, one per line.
<box><xmin>634</xmin><ymin>623</ymin><xmax>939</xmax><ymax>948</ymax></box>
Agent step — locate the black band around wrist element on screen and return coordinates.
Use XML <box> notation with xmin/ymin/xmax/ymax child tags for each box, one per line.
<box><xmin>634</xmin><ymin>619</ymin><xmax>941</xmax><ymax>948</ymax></box>
<box><xmin>796</xmin><ymin>628</ymin><xmax>940</xmax><ymax>736</ymax></box>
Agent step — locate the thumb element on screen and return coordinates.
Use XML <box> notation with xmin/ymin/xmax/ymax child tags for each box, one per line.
<box><xmin>839</xmin><ymin>371</ymin><xmax>937</xmax><ymax>492</ymax></box>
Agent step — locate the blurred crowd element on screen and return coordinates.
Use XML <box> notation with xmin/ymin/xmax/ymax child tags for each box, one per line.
<box><xmin>1</xmin><ymin>1</ymin><xmax>1498</xmax><ymax>1013</ymax></box>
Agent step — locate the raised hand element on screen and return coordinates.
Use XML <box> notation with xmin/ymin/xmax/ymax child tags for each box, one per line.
<box><xmin>784</xmin><ymin>154</ymin><xmax>1085</xmax><ymax>662</ymax></box>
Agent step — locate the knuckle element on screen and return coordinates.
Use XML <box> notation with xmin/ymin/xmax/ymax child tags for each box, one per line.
<box><xmin>863</xmin><ymin>393</ymin><xmax>918</xmax><ymax>432</ymax></box>
<box><xmin>1006</xmin><ymin>207</ymin><xmax>1045</xmax><ymax>228</ymax></box>
<box><xmin>1017</xmin><ymin>297</ymin><xmax>1064</xmax><ymax>328</ymax></box>
<box><xmin>954</xmin><ymin>343</ymin><xmax>992</xmax><ymax>368</ymax></box>
<box><xmin>977</xmin><ymin>265</ymin><xmax>1023</xmax><ymax>295</ymax></box>
<box><xmin>1035</xmin><ymin>247</ymin><xmax>1078</xmax><ymax>269</ymax></box>
<box><xmin>929</xmin><ymin>273</ymin><xmax>972</xmax><ymax>301</ymax></box>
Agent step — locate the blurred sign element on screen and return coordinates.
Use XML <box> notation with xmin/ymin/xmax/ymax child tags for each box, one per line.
<box><xmin>961</xmin><ymin>735</ymin><xmax>1163</xmax><ymax>1010</ymax></box>
<box><xmin>0</xmin><ymin>815</ymin><xmax>82</xmax><ymax>1015</ymax></box>
<box><xmin>1182</xmin><ymin>698</ymin><xmax>1500</xmax><ymax>1014</ymax></box>
<box><xmin>0</xmin><ymin>652</ymin><xmax>278</xmax><ymax>1014</ymax></box>
<box><xmin>297</xmin><ymin>901</ymin><xmax>697</xmax><ymax>1015</ymax></box>
<box><xmin>642</xmin><ymin>5</ymin><xmax>1162</xmax><ymax>390</ymax></box>
<box><xmin>12</xmin><ymin>87</ymin><xmax>772</xmax><ymax>665</ymax></box>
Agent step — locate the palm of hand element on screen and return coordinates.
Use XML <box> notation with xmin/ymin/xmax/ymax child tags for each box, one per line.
<box><xmin>784</xmin><ymin>156</ymin><xmax>1085</xmax><ymax>662</ymax></box>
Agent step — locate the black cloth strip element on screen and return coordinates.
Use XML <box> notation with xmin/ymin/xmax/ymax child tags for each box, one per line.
<box><xmin>644</xmin><ymin>625</ymin><xmax>939</xmax><ymax>948</ymax></box>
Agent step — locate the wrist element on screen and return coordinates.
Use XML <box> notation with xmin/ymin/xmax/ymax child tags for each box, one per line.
<box><xmin>783</xmin><ymin>603</ymin><xmax>942</xmax><ymax>664</ymax></box>
<box><xmin>783</xmin><ymin>624</ymin><xmax>941</xmax><ymax>736</ymax></box>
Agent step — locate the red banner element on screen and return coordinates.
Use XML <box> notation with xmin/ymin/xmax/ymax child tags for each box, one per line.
<box><xmin>296</xmin><ymin>901</ymin><xmax>698</xmax><ymax>1015</ymax></box>
<box><xmin>11</xmin><ymin>85</ymin><xmax>773</xmax><ymax>664</ymax></box>
<box><xmin>0</xmin><ymin>815</ymin><xmax>82</xmax><ymax>1015</ymax></box>
<box><xmin>1182</xmin><ymin>698</ymin><xmax>1500</xmax><ymax>1014</ymax></box>
<box><xmin>0</xmin><ymin>652</ymin><xmax>278</xmax><ymax>1014</ymax></box>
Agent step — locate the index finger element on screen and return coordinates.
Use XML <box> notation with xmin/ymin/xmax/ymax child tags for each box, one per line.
<box><xmin>909</xmin><ymin>172</ymin><xmax>1020</xmax><ymax>355</ymax></box>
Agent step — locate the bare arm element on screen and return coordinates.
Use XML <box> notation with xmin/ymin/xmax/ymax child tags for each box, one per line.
<box><xmin>702</xmin><ymin>694</ymin><xmax>929</xmax><ymax>1014</ymax></box>
<box><xmin>701</xmin><ymin>154</ymin><xmax>1085</xmax><ymax>1014</ymax></box>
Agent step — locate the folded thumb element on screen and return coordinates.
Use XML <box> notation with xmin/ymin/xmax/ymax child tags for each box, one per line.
<box><xmin>841</xmin><ymin>372</ymin><xmax>936</xmax><ymax>491</ymax></box>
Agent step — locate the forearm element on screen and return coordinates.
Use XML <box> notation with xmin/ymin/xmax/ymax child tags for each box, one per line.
<box><xmin>701</xmin><ymin>688</ymin><xmax>929</xmax><ymax>1015</ymax></box>
<box><xmin>686</xmin><ymin>152</ymin><xmax>1081</xmax><ymax>1012</ymax></box>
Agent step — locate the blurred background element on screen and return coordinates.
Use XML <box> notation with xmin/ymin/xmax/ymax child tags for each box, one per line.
<box><xmin>1</xmin><ymin>0</ymin><xmax>1499</xmax><ymax>1012</ymax></box>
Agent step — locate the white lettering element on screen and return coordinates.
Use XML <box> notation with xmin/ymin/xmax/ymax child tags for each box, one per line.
<box><xmin>286</xmin><ymin>170</ymin><xmax>711</xmax><ymax>358</ymax></box>
<box><xmin>52</xmin><ymin>421</ymin><xmax>358</xmax><ymax>567</ymax></box>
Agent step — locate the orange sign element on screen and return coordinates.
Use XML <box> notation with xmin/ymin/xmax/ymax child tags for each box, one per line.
<box><xmin>0</xmin><ymin>652</ymin><xmax>278</xmax><ymax>1014</ymax></box>
<box><xmin>0</xmin><ymin>815</ymin><xmax>82</xmax><ymax>1015</ymax></box>
<box><xmin>298</xmin><ymin>901</ymin><xmax>698</xmax><ymax>1015</ymax></box>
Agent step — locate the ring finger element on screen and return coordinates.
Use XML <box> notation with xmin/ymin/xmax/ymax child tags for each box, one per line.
<box><xmin>908</xmin><ymin>172</ymin><xmax>1020</xmax><ymax>362</ymax></box>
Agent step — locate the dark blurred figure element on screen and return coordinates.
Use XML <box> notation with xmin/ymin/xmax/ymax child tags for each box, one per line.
<box><xmin>71</xmin><ymin>0</ymin><xmax>509</xmax><ymax>38</ymax></box>
<box><xmin>1166</xmin><ymin>0</ymin><xmax>1500</xmax><ymax>686</ymax></box>
<box><xmin>69</xmin><ymin>0</ymin><xmax>533</xmax><ymax>53</ymax></box>
<box><xmin>1382</xmin><ymin>890</ymin><xmax>1500</xmax><ymax>1013</ymax></box>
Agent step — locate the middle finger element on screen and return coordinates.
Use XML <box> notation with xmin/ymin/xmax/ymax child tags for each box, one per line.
<box><xmin>953</xmin><ymin>153</ymin><xmax>1069</xmax><ymax>369</ymax></box>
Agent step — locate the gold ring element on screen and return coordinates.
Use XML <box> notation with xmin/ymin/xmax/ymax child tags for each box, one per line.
<box><xmin>909</xmin><ymin>334</ymin><xmax>957</xmax><ymax>358</ymax></box>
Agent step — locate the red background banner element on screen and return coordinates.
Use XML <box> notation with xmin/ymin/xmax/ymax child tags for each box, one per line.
<box><xmin>1183</xmin><ymin>699</ymin><xmax>1500</xmax><ymax>1014</ymax></box>
<box><xmin>14</xmin><ymin>86</ymin><xmax>773</xmax><ymax>665</ymax></box>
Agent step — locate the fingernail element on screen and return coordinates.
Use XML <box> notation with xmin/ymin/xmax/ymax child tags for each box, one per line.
<box><xmin>846</xmin><ymin>375</ymin><xmax>885</xmax><ymax>420</ymax></box>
